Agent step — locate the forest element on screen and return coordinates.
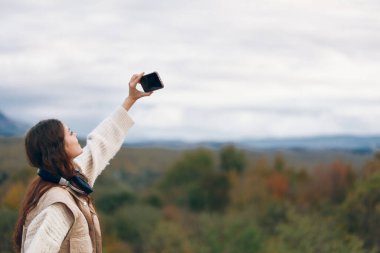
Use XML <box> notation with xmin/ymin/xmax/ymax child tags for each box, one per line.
<box><xmin>0</xmin><ymin>137</ymin><xmax>379</xmax><ymax>253</ymax></box>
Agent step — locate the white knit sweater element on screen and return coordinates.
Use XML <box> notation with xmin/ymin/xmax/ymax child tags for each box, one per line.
<box><xmin>23</xmin><ymin>106</ymin><xmax>134</xmax><ymax>253</ymax></box>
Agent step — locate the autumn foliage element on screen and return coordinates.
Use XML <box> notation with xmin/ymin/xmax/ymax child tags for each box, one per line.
<box><xmin>0</xmin><ymin>138</ymin><xmax>379</xmax><ymax>252</ymax></box>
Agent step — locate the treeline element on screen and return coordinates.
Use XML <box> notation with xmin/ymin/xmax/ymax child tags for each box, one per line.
<box><xmin>1</xmin><ymin>145</ymin><xmax>380</xmax><ymax>252</ymax></box>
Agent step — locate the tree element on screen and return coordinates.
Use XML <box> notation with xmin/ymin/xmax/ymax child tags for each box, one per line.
<box><xmin>188</xmin><ymin>172</ymin><xmax>230</xmax><ymax>212</ymax></box>
<box><xmin>160</xmin><ymin>149</ymin><xmax>214</xmax><ymax>190</ymax></box>
<box><xmin>274</xmin><ymin>153</ymin><xmax>286</xmax><ymax>172</ymax></box>
<box><xmin>267</xmin><ymin>172</ymin><xmax>289</xmax><ymax>199</ymax></box>
<box><xmin>362</xmin><ymin>151</ymin><xmax>380</xmax><ymax>178</ymax></box>
<box><xmin>95</xmin><ymin>187</ymin><xmax>137</xmax><ymax>213</ymax></box>
<box><xmin>2</xmin><ymin>181</ymin><xmax>26</xmax><ymax>210</ymax></box>
<box><xmin>220</xmin><ymin>145</ymin><xmax>247</xmax><ymax>173</ymax></box>
<box><xmin>341</xmin><ymin>172</ymin><xmax>380</xmax><ymax>251</ymax></box>
<box><xmin>0</xmin><ymin>207</ymin><xmax>18</xmax><ymax>252</ymax></box>
<box><xmin>146</xmin><ymin>221</ymin><xmax>192</xmax><ymax>253</ymax></box>
<box><xmin>305</xmin><ymin>161</ymin><xmax>355</xmax><ymax>208</ymax></box>
<box><xmin>159</xmin><ymin>149</ymin><xmax>222</xmax><ymax>211</ymax></box>
<box><xmin>192</xmin><ymin>213</ymin><xmax>262</xmax><ymax>253</ymax></box>
<box><xmin>265</xmin><ymin>211</ymin><xmax>370</xmax><ymax>253</ymax></box>
<box><xmin>104</xmin><ymin>204</ymin><xmax>162</xmax><ymax>252</ymax></box>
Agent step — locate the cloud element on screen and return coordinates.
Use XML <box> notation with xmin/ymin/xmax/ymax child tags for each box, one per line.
<box><xmin>1</xmin><ymin>0</ymin><xmax>380</xmax><ymax>140</ymax></box>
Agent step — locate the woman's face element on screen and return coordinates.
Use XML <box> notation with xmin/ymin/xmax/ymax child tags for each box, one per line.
<box><xmin>63</xmin><ymin>126</ymin><xmax>83</xmax><ymax>159</ymax></box>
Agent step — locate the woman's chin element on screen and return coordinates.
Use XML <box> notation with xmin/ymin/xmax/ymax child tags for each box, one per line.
<box><xmin>72</xmin><ymin>149</ymin><xmax>83</xmax><ymax>159</ymax></box>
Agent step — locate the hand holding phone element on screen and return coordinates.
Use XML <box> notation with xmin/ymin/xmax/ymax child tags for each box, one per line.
<box><xmin>140</xmin><ymin>72</ymin><xmax>164</xmax><ymax>92</ymax></box>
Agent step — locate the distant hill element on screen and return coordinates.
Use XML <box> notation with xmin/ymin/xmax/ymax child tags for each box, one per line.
<box><xmin>0</xmin><ymin>111</ymin><xmax>29</xmax><ymax>137</ymax></box>
<box><xmin>126</xmin><ymin>135</ymin><xmax>380</xmax><ymax>153</ymax></box>
<box><xmin>239</xmin><ymin>135</ymin><xmax>380</xmax><ymax>152</ymax></box>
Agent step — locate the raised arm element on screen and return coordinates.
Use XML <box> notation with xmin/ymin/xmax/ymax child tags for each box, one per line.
<box><xmin>74</xmin><ymin>72</ymin><xmax>152</xmax><ymax>186</ymax></box>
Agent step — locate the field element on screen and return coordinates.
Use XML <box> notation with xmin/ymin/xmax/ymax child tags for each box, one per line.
<box><xmin>1</xmin><ymin>137</ymin><xmax>379</xmax><ymax>253</ymax></box>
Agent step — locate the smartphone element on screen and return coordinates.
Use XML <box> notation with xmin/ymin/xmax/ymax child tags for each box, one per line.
<box><xmin>140</xmin><ymin>72</ymin><xmax>164</xmax><ymax>92</ymax></box>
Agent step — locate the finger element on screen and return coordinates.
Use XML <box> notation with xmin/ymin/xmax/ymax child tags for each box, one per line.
<box><xmin>135</xmin><ymin>72</ymin><xmax>145</xmax><ymax>83</ymax></box>
<box><xmin>129</xmin><ymin>72</ymin><xmax>145</xmax><ymax>88</ymax></box>
<box><xmin>142</xmin><ymin>91</ymin><xmax>153</xmax><ymax>97</ymax></box>
<box><xmin>129</xmin><ymin>74</ymin><xmax>140</xmax><ymax>88</ymax></box>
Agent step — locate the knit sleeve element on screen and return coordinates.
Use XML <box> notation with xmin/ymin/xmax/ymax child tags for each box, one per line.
<box><xmin>74</xmin><ymin>106</ymin><xmax>134</xmax><ymax>186</ymax></box>
<box><xmin>23</xmin><ymin>203</ymin><xmax>74</xmax><ymax>253</ymax></box>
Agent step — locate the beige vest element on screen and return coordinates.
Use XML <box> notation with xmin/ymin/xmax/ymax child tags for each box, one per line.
<box><xmin>22</xmin><ymin>187</ymin><xmax>102</xmax><ymax>253</ymax></box>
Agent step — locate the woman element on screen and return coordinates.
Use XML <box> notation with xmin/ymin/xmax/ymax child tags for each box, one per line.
<box><xmin>13</xmin><ymin>73</ymin><xmax>153</xmax><ymax>252</ymax></box>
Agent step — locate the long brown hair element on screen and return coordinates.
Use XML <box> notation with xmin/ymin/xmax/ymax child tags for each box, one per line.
<box><xmin>13</xmin><ymin>119</ymin><xmax>81</xmax><ymax>251</ymax></box>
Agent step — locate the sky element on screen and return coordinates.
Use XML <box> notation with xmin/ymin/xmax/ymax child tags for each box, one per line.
<box><xmin>1</xmin><ymin>0</ymin><xmax>380</xmax><ymax>142</ymax></box>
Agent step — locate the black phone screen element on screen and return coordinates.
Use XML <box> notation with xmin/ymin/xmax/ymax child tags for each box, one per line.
<box><xmin>140</xmin><ymin>72</ymin><xmax>164</xmax><ymax>92</ymax></box>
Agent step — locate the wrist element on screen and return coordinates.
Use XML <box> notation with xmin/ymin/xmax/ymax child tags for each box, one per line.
<box><xmin>126</xmin><ymin>96</ymin><xmax>138</xmax><ymax>103</ymax></box>
<box><xmin>122</xmin><ymin>97</ymin><xmax>137</xmax><ymax>111</ymax></box>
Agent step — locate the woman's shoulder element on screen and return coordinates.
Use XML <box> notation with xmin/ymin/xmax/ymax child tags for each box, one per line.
<box><xmin>25</xmin><ymin>187</ymin><xmax>79</xmax><ymax>227</ymax></box>
<box><xmin>40</xmin><ymin>187</ymin><xmax>80</xmax><ymax>214</ymax></box>
<box><xmin>43</xmin><ymin>186</ymin><xmax>73</xmax><ymax>200</ymax></box>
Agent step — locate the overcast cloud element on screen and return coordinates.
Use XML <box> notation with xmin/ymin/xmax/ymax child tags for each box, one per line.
<box><xmin>1</xmin><ymin>0</ymin><xmax>380</xmax><ymax>141</ymax></box>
